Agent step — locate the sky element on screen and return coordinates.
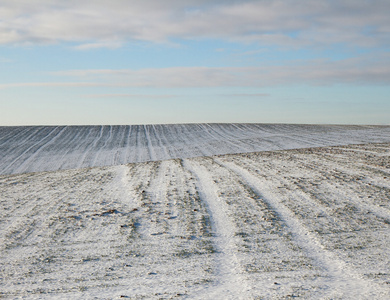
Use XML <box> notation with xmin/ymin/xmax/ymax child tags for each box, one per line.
<box><xmin>0</xmin><ymin>0</ymin><xmax>389</xmax><ymax>126</ymax></box>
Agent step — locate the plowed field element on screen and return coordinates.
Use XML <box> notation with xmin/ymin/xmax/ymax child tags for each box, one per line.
<box><xmin>1</xmin><ymin>143</ymin><xmax>389</xmax><ymax>299</ymax></box>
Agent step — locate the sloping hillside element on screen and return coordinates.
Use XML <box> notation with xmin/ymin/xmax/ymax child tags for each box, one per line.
<box><xmin>1</xmin><ymin>123</ymin><xmax>390</xmax><ymax>175</ymax></box>
<box><xmin>1</xmin><ymin>143</ymin><xmax>389</xmax><ymax>299</ymax></box>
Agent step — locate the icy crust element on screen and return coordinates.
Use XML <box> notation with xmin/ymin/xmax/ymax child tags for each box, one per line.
<box><xmin>0</xmin><ymin>143</ymin><xmax>389</xmax><ymax>299</ymax></box>
<box><xmin>1</xmin><ymin>123</ymin><xmax>390</xmax><ymax>175</ymax></box>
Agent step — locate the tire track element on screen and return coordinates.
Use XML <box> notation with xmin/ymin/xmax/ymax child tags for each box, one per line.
<box><xmin>216</xmin><ymin>158</ymin><xmax>389</xmax><ymax>299</ymax></box>
<box><xmin>2</xmin><ymin>125</ymin><xmax>390</xmax><ymax>175</ymax></box>
<box><xmin>83</xmin><ymin>125</ymin><xmax>103</xmax><ymax>167</ymax></box>
<box><xmin>122</xmin><ymin>125</ymin><xmax>133</xmax><ymax>163</ymax></box>
<box><xmin>2</xmin><ymin>126</ymin><xmax>59</xmax><ymax>174</ymax></box>
<box><xmin>14</xmin><ymin>126</ymin><xmax>68</xmax><ymax>174</ymax></box>
<box><xmin>89</xmin><ymin>125</ymin><xmax>113</xmax><ymax>168</ymax></box>
<box><xmin>144</xmin><ymin>125</ymin><xmax>156</xmax><ymax>161</ymax></box>
<box><xmin>183</xmin><ymin>159</ymin><xmax>250</xmax><ymax>299</ymax></box>
<box><xmin>288</xmin><ymin>150</ymin><xmax>390</xmax><ymax>220</ymax></box>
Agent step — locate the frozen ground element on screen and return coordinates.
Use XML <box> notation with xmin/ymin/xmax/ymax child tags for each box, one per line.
<box><xmin>1</xmin><ymin>142</ymin><xmax>389</xmax><ymax>299</ymax></box>
<box><xmin>1</xmin><ymin>124</ymin><xmax>390</xmax><ymax>175</ymax></box>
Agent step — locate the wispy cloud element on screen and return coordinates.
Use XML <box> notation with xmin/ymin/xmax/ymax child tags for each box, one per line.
<box><xmin>53</xmin><ymin>55</ymin><xmax>390</xmax><ymax>87</ymax></box>
<box><xmin>84</xmin><ymin>94</ymin><xmax>177</xmax><ymax>98</ymax></box>
<box><xmin>0</xmin><ymin>0</ymin><xmax>389</xmax><ymax>48</ymax></box>
<box><xmin>72</xmin><ymin>40</ymin><xmax>123</xmax><ymax>50</ymax></box>
<box><xmin>0</xmin><ymin>57</ymin><xmax>13</xmax><ymax>63</ymax></box>
<box><xmin>0</xmin><ymin>82</ymin><xmax>102</xmax><ymax>89</ymax></box>
<box><xmin>2</xmin><ymin>54</ymin><xmax>389</xmax><ymax>91</ymax></box>
<box><xmin>221</xmin><ymin>93</ymin><xmax>270</xmax><ymax>97</ymax></box>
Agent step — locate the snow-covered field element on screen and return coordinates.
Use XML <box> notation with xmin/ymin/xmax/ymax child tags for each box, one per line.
<box><xmin>1</xmin><ymin>140</ymin><xmax>389</xmax><ymax>299</ymax></box>
<box><xmin>1</xmin><ymin>124</ymin><xmax>390</xmax><ymax>175</ymax></box>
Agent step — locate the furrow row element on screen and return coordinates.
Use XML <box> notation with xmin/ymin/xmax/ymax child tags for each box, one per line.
<box><xmin>2</xmin><ymin>124</ymin><xmax>390</xmax><ymax>175</ymax></box>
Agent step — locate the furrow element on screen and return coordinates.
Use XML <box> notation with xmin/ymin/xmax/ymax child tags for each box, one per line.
<box><xmin>216</xmin><ymin>158</ymin><xmax>389</xmax><ymax>299</ymax></box>
<box><xmin>183</xmin><ymin>158</ymin><xmax>250</xmax><ymax>299</ymax></box>
<box><xmin>2</xmin><ymin>127</ymin><xmax>59</xmax><ymax>174</ymax></box>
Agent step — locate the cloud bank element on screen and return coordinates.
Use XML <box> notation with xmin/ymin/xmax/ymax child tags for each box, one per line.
<box><xmin>1</xmin><ymin>0</ymin><xmax>389</xmax><ymax>48</ymax></box>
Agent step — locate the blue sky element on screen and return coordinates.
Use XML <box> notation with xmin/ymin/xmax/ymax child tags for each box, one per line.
<box><xmin>1</xmin><ymin>0</ymin><xmax>389</xmax><ymax>125</ymax></box>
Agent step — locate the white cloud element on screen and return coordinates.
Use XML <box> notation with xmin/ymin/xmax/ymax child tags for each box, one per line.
<box><xmin>2</xmin><ymin>55</ymin><xmax>389</xmax><ymax>90</ymax></box>
<box><xmin>73</xmin><ymin>41</ymin><xmax>123</xmax><ymax>50</ymax></box>
<box><xmin>223</xmin><ymin>93</ymin><xmax>270</xmax><ymax>97</ymax></box>
<box><xmin>84</xmin><ymin>94</ymin><xmax>176</xmax><ymax>98</ymax></box>
<box><xmin>0</xmin><ymin>0</ymin><xmax>389</xmax><ymax>48</ymax></box>
<box><xmin>52</xmin><ymin>55</ymin><xmax>390</xmax><ymax>87</ymax></box>
<box><xmin>0</xmin><ymin>82</ymin><xmax>102</xmax><ymax>89</ymax></box>
<box><xmin>54</xmin><ymin>67</ymin><xmax>262</xmax><ymax>87</ymax></box>
<box><xmin>0</xmin><ymin>57</ymin><xmax>13</xmax><ymax>63</ymax></box>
